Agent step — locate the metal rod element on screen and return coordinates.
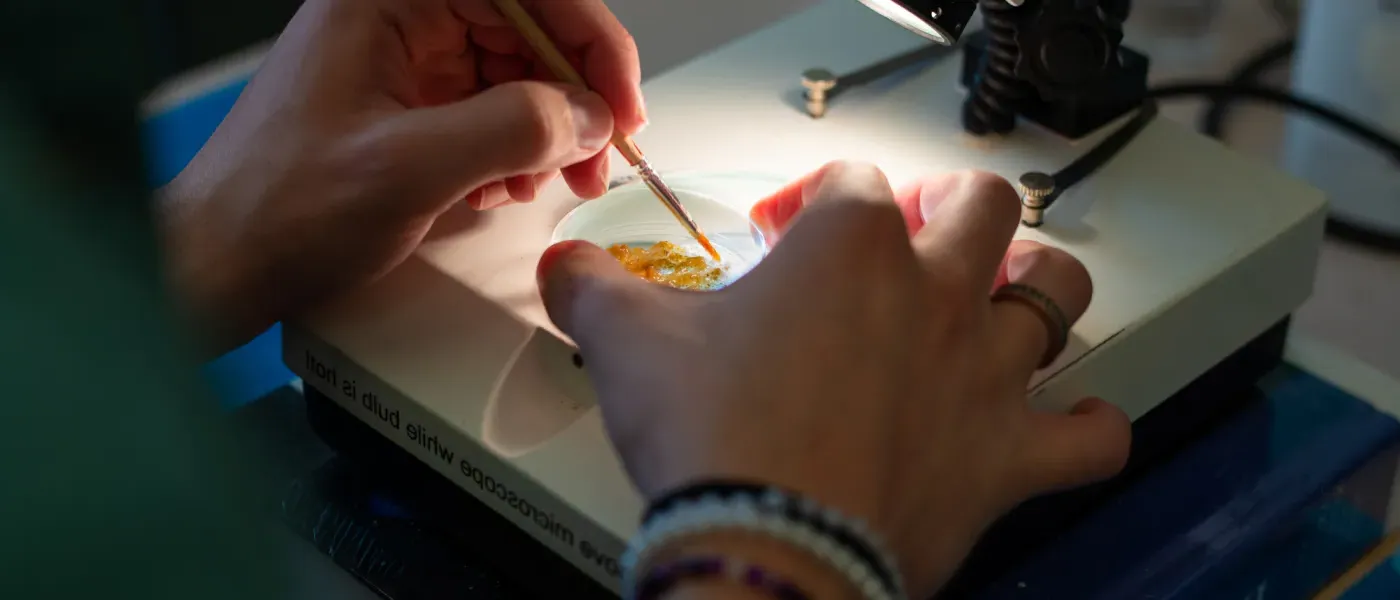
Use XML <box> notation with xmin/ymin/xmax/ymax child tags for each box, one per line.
<box><xmin>802</xmin><ymin>43</ymin><xmax>955</xmax><ymax>117</ymax></box>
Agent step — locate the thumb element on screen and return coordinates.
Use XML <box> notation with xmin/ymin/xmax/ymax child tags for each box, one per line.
<box><xmin>536</xmin><ymin>240</ymin><xmax>651</xmax><ymax>346</ymax></box>
<box><xmin>365</xmin><ymin>81</ymin><xmax>615</xmax><ymax>211</ymax></box>
<box><xmin>1016</xmin><ymin>397</ymin><xmax>1132</xmax><ymax>496</ymax></box>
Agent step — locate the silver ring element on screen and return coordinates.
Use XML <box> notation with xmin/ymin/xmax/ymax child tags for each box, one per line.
<box><xmin>991</xmin><ymin>283</ymin><xmax>1070</xmax><ymax>369</ymax></box>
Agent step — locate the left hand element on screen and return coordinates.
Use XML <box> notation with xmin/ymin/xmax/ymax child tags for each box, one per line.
<box><xmin>160</xmin><ymin>0</ymin><xmax>645</xmax><ymax>352</ymax></box>
<box><xmin>537</xmin><ymin>162</ymin><xmax>1130</xmax><ymax>596</ymax></box>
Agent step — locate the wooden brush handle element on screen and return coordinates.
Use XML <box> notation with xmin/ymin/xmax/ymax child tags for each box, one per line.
<box><xmin>489</xmin><ymin>0</ymin><xmax>644</xmax><ymax>165</ymax></box>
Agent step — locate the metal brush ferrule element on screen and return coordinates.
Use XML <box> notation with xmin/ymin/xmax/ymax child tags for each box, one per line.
<box><xmin>636</xmin><ymin>159</ymin><xmax>703</xmax><ymax>237</ymax></box>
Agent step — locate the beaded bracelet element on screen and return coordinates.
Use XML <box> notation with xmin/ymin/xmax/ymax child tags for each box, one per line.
<box><xmin>636</xmin><ymin>555</ymin><xmax>811</xmax><ymax>600</ymax></box>
<box><xmin>622</xmin><ymin>485</ymin><xmax>906</xmax><ymax>600</ymax></box>
<box><xmin>642</xmin><ymin>481</ymin><xmax>902</xmax><ymax>595</ymax></box>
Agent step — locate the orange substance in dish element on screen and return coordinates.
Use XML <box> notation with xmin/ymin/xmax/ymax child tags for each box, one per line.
<box><xmin>607</xmin><ymin>241</ymin><xmax>726</xmax><ymax>290</ymax></box>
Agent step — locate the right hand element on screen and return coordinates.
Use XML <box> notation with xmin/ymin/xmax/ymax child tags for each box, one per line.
<box><xmin>537</xmin><ymin>161</ymin><xmax>1131</xmax><ymax>596</ymax></box>
<box><xmin>162</xmin><ymin>0</ymin><xmax>646</xmax><ymax>352</ymax></box>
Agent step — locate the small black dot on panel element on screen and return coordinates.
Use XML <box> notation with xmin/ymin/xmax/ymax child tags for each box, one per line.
<box><xmin>572</xmin><ymin>353</ymin><xmax>584</xmax><ymax>368</ymax></box>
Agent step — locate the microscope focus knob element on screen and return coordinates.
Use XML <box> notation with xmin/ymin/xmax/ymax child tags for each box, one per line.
<box><xmin>801</xmin><ymin>68</ymin><xmax>838</xmax><ymax>118</ymax></box>
<box><xmin>1013</xmin><ymin>2</ymin><xmax>1125</xmax><ymax>100</ymax></box>
<box><xmin>1018</xmin><ymin>171</ymin><xmax>1056</xmax><ymax>227</ymax></box>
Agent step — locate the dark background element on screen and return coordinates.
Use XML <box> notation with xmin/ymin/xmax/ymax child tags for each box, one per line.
<box><xmin>148</xmin><ymin>0</ymin><xmax>299</xmax><ymax>76</ymax></box>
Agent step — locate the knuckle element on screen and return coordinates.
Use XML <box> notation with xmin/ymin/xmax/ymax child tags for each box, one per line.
<box><xmin>824</xmin><ymin>159</ymin><xmax>883</xmax><ymax>178</ymax></box>
<box><xmin>498</xmin><ymin>83</ymin><xmax>565</xmax><ymax>165</ymax></box>
<box><xmin>1061</xmin><ymin>249</ymin><xmax>1093</xmax><ymax>285</ymax></box>
<box><xmin>618</xmin><ymin>31</ymin><xmax>640</xmax><ymax>56</ymax></box>
<box><xmin>1049</xmin><ymin>247</ymin><xmax>1092</xmax><ymax>286</ymax></box>
<box><xmin>855</xmin><ymin>200</ymin><xmax>912</xmax><ymax>238</ymax></box>
<box><xmin>777</xmin><ymin>200</ymin><xmax>912</xmax><ymax>278</ymax></box>
<box><xmin>957</xmin><ymin>169</ymin><xmax>1021</xmax><ymax>212</ymax></box>
<box><xmin>1080</xmin><ymin>264</ymin><xmax>1095</xmax><ymax>302</ymax></box>
<box><xmin>1043</xmin><ymin>246</ymin><xmax>1095</xmax><ymax>315</ymax></box>
<box><xmin>1013</xmin><ymin>241</ymin><xmax>1092</xmax><ymax>285</ymax></box>
<box><xmin>958</xmin><ymin>169</ymin><xmax>1017</xmax><ymax>196</ymax></box>
<box><xmin>817</xmin><ymin>160</ymin><xmax>893</xmax><ymax>201</ymax></box>
<box><xmin>776</xmin><ymin>161</ymin><xmax>917</xmax><ymax>263</ymax></box>
<box><xmin>826</xmin><ymin>200</ymin><xmax>910</xmax><ymax>251</ymax></box>
<box><xmin>936</xmin><ymin>261</ymin><xmax>983</xmax><ymax>296</ymax></box>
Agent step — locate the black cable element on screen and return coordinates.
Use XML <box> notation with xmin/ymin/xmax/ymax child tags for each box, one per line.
<box><xmin>1030</xmin><ymin>77</ymin><xmax>1400</xmax><ymax>252</ymax></box>
<box><xmin>822</xmin><ymin>27</ymin><xmax>1400</xmax><ymax>251</ymax></box>
<box><xmin>1152</xmin><ymin>82</ymin><xmax>1400</xmax><ymax>161</ymax></box>
<box><xmin>832</xmin><ymin>43</ymin><xmax>954</xmax><ymax>96</ymax></box>
<box><xmin>1198</xmin><ymin>39</ymin><xmax>1296</xmax><ymax>138</ymax></box>
<box><xmin>1042</xmin><ymin>101</ymin><xmax>1160</xmax><ymax>209</ymax></box>
<box><xmin>1154</xmin><ymin>81</ymin><xmax>1400</xmax><ymax>253</ymax></box>
<box><xmin>1323</xmin><ymin>216</ymin><xmax>1400</xmax><ymax>254</ymax></box>
<box><xmin>1178</xmin><ymin>36</ymin><xmax>1400</xmax><ymax>253</ymax></box>
<box><xmin>1263</xmin><ymin>0</ymin><xmax>1301</xmax><ymax>29</ymax></box>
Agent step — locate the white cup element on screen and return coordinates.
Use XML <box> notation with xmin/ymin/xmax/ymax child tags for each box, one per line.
<box><xmin>551</xmin><ymin>180</ymin><xmax>769</xmax><ymax>289</ymax></box>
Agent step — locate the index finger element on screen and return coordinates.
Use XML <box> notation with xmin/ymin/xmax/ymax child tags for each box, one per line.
<box><xmin>749</xmin><ymin>164</ymin><xmax>854</xmax><ymax>247</ymax></box>
<box><xmin>460</xmin><ymin>0</ymin><xmax>646</xmax><ymax>134</ymax></box>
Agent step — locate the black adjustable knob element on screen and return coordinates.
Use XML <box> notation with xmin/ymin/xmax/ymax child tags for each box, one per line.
<box><xmin>1013</xmin><ymin>1</ymin><xmax>1125</xmax><ymax>100</ymax></box>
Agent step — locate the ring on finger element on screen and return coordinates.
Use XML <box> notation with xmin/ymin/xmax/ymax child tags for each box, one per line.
<box><xmin>991</xmin><ymin>283</ymin><xmax>1070</xmax><ymax>369</ymax></box>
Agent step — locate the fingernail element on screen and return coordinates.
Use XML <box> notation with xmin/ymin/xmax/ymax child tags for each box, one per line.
<box><xmin>635</xmin><ymin>89</ymin><xmax>649</xmax><ymax>129</ymax></box>
<box><xmin>569</xmin><ymin>91</ymin><xmax>613</xmax><ymax>152</ymax></box>
<box><xmin>917</xmin><ymin>177</ymin><xmax>957</xmax><ymax>222</ymax></box>
<box><xmin>480</xmin><ymin>193</ymin><xmax>511</xmax><ymax>211</ymax></box>
<box><xmin>800</xmin><ymin>161</ymin><xmax>844</xmax><ymax>199</ymax></box>
<box><xmin>1006</xmin><ymin>247</ymin><xmax>1048</xmax><ymax>281</ymax></box>
<box><xmin>1071</xmin><ymin>397</ymin><xmax>1105</xmax><ymax>415</ymax></box>
<box><xmin>919</xmin><ymin>192</ymin><xmax>939</xmax><ymax>223</ymax></box>
<box><xmin>598</xmin><ymin>158</ymin><xmax>613</xmax><ymax>189</ymax></box>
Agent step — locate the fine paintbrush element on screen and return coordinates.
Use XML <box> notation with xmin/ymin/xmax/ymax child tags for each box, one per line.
<box><xmin>488</xmin><ymin>0</ymin><xmax>721</xmax><ymax>262</ymax></box>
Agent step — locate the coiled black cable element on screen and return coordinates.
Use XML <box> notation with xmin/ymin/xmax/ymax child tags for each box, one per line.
<box><xmin>962</xmin><ymin>0</ymin><xmax>1035</xmax><ymax>135</ymax></box>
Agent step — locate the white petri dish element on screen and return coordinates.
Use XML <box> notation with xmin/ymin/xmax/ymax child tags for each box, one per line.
<box><xmin>551</xmin><ymin>173</ymin><xmax>782</xmax><ymax>289</ymax></box>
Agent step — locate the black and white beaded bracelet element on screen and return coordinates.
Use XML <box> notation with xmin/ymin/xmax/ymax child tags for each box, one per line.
<box><xmin>621</xmin><ymin>482</ymin><xmax>907</xmax><ymax>600</ymax></box>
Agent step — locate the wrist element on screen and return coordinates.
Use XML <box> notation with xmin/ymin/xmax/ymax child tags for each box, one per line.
<box><xmin>653</xmin><ymin>532</ymin><xmax>862</xmax><ymax>600</ymax></box>
<box><xmin>157</xmin><ymin>167</ymin><xmax>271</xmax><ymax>355</ymax></box>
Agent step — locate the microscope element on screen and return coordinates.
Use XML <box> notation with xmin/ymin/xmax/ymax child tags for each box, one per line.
<box><xmin>851</xmin><ymin>0</ymin><xmax>1144</xmax><ymax>137</ymax></box>
<box><xmin>286</xmin><ymin>0</ymin><xmax>1327</xmax><ymax>596</ymax></box>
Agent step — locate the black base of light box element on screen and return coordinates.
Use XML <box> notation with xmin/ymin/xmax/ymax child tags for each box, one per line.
<box><xmin>304</xmin><ymin>318</ymin><xmax>1292</xmax><ymax>600</ymax></box>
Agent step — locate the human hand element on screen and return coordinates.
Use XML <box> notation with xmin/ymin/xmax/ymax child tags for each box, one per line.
<box><xmin>537</xmin><ymin>162</ymin><xmax>1131</xmax><ymax>597</ymax></box>
<box><xmin>160</xmin><ymin>0</ymin><xmax>644</xmax><ymax>352</ymax></box>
